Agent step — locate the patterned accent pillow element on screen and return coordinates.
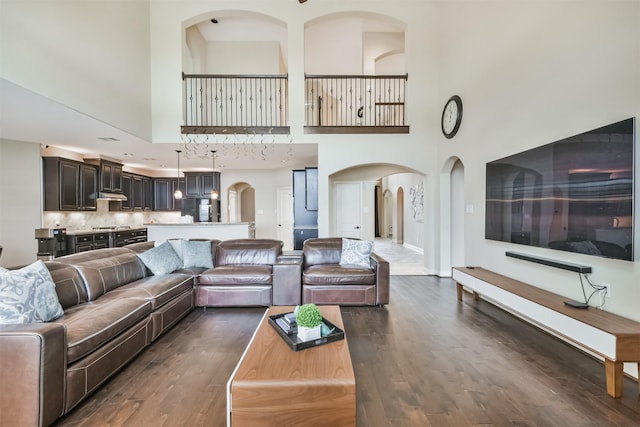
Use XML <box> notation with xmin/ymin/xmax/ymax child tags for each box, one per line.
<box><xmin>0</xmin><ymin>260</ymin><xmax>65</xmax><ymax>324</ymax></box>
<box><xmin>154</xmin><ymin>239</ymin><xmax>184</xmax><ymax>260</ymax></box>
<box><xmin>339</xmin><ymin>238</ymin><xmax>373</xmax><ymax>268</ymax></box>
<box><xmin>182</xmin><ymin>240</ymin><xmax>213</xmax><ymax>269</ymax></box>
<box><xmin>137</xmin><ymin>241</ymin><xmax>183</xmax><ymax>275</ymax></box>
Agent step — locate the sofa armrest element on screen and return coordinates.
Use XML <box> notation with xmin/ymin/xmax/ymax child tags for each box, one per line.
<box><xmin>371</xmin><ymin>252</ymin><xmax>390</xmax><ymax>305</ymax></box>
<box><xmin>0</xmin><ymin>322</ymin><xmax>67</xmax><ymax>427</ymax></box>
<box><xmin>272</xmin><ymin>254</ymin><xmax>303</xmax><ymax>306</ymax></box>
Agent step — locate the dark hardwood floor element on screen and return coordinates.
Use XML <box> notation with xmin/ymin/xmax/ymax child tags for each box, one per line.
<box><xmin>55</xmin><ymin>276</ymin><xmax>640</xmax><ymax>427</ymax></box>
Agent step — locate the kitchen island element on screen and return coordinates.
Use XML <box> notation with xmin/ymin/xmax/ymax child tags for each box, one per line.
<box><xmin>145</xmin><ymin>222</ymin><xmax>255</xmax><ymax>242</ymax></box>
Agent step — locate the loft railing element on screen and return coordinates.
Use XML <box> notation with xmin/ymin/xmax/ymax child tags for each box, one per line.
<box><xmin>182</xmin><ymin>73</ymin><xmax>289</xmax><ymax>134</ymax></box>
<box><xmin>304</xmin><ymin>74</ymin><xmax>408</xmax><ymax>133</ymax></box>
<box><xmin>181</xmin><ymin>73</ymin><xmax>408</xmax><ymax>134</ymax></box>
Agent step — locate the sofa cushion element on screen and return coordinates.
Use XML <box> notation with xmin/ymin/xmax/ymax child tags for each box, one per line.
<box><xmin>110</xmin><ymin>273</ymin><xmax>194</xmax><ymax>309</ymax></box>
<box><xmin>137</xmin><ymin>241</ymin><xmax>183</xmax><ymax>275</ymax></box>
<box><xmin>56</xmin><ymin>248</ymin><xmax>147</xmax><ymax>301</ymax></box>
<box><xmin>339</xmin><ymin>238</ymin><xmax>373</xmax><ymax>268</ymax></box>
<box><xmin>199</xmin><ymin>265</ymin><xmax>273</xmax><ymax>285</ymax></box>
<box><xmin>302</xmin><ymin>238</ymin><xmax>343</xmax><ymax>268</ymax></box>
<box><xmin>45</xmin><ymin>262</ymin><xmax>89</xmax><ymax>310</ymax></box>
<box><xmin>60</xmin><ymin>295</ymin><xmax>152</xmax><ymax>363</ymax></box>
<box><xmin>215</xmin><ymin>239</ymin><xmax>282</xmax><ymax>266</ymax></box>
<box><xmin>181</xmin><ymin>240</ymin><xmax>214</xmax><ymax>269</ymax></box>
<box><xmin>302</xmin><ymin>264</ymin><xmax>375</xmax><ymax>286</ymax></box>
<box><xmin>0</xmin><ymin>261</ymin><xmax>64</xmax><ymax>324</ymax></box>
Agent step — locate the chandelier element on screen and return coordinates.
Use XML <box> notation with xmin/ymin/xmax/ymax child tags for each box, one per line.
<box><xmin>179</xmin><ymin>129</ymin><xmax>294</xmax><ymax>164</ymax></box>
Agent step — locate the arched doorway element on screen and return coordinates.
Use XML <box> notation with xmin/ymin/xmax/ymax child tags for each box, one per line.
<box><xmin>227</xmin><ymin>182</ymin><xmax>255</xmax><ymax>223</ymax></box>
<box><xmin>396</xmin><ymin>186</ymin><xmax>404</xmax><ymax>244</ymax></box>
<box><xmin>439</xmin><ymin>157</ymin><xmax>465</xmax><ymax>276</ymax></box>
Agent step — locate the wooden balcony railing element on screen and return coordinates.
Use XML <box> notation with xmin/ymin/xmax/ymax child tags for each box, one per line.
<box><xmin>181</xmin><ymin>73</ymin><xmax>409</xmax><ymax>134</ymax></box>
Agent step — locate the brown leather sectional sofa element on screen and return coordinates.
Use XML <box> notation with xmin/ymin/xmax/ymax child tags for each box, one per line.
<box><xmin>0</xmin><ymin>237</ymin><xmax>389</xmax><ymax>427</ymax></box>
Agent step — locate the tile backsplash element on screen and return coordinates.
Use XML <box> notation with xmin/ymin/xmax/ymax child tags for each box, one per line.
<box><xmin>43</xmin><ymin>200</ymin><xmax>180</xmax><ymax>231</ymax></box>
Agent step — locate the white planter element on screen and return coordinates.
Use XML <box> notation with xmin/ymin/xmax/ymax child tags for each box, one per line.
<box><xmin>297</xmin><ymin>324</ymin><xmax>321</xmax><ymax>341</ymax></box>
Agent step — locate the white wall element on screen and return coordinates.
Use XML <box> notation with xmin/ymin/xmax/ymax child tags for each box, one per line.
<box><xmin>436</xmin><ymin>1</ymin><xmax>640</xmax><ymax>321</ymax></box>
<box><xmin>219</xmin><ymin>167</ymin><xmax>293</xmax><ymax>239</ymax></box>
<box><xmin>0</xmin><ymin>0</ymin><xmax>152</xmax><ymax>140</ymax></box>
<box><xmin>205</xmin><ymin>41</ymin><xmax>281</xmax><ymax>74</ymax></box>
<box><xmin>305</xmin><ymin>17</ymin><xmax>365</xmax><ymax>74</ymax></box>
<box><xmin>0</xmin><ymin>141</ymin><xmax>42</xmax><ymax>267</ymax></box>
<box><xmin>363</xmin><ymin>32</ymin><xmax>405</xmax><ymax>74</ymax></box>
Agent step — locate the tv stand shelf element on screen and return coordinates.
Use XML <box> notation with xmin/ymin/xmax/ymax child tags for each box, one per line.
<box><xmin>452</xmin><ymin>267</ymin><xmax>640</xmax><ymax>398</ymax></box>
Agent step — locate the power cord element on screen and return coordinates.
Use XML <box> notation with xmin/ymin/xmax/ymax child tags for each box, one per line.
<box><xmin>581</xmin><ymin>273</ymin><xmax>607</xmax><ymax>308</ymax></box>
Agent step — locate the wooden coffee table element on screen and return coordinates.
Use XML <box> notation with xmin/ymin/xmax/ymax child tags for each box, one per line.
<box><xmin>227</xmin><ymin>305</ymin><xmax>355</xmax><ymax>426</ymax></box>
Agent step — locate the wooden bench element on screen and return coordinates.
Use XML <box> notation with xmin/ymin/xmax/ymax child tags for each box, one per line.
<box><xmin>452</xmin><ymin>267</ymin><xmax>640</xmax><ymax>398</ymax></box>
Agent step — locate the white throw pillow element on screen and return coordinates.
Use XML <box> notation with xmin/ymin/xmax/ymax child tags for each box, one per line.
<box><xmin>0</xmin><ymin>260</ymin><xmax>64</xmax><ymax>324</ymax></box>
<box><xmin>339</xmin><ymin>238</ymin><xmax>373</xmax><ymax>268</ymax></box>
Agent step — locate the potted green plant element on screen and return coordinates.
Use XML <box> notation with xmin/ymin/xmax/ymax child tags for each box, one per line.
<box><xmin>295</xmin><ymin>303</ymin><xmax>323</xmax><ymax>341</ymax></box>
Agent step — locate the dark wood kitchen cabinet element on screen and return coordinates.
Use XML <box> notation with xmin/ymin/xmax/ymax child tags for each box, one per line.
<box><xmin>184</xmin><ymin>172</ymin><xmax>220</xmax><ymax>198</ymax></box>
<box><xmin>43</xmin><ymin>157</ymin><xmax>97</xmax><ymax>211</ymax></box>
<box><xmin>120</xmin><ymin>173</ymin><xmax>153</xmax><ymax>211</ymax></box>
<box><xmin>100</xmin><ymin>160</ymin><xmax>123</xmax><ymax>192</ymax></box>
<box><xmin>121</xmin><ymin>173</ymin><xmax>133</xmax><ymax>210</ymax></box>
<box><xmin>80</xmin><ymin>164</ymin><xmax>98</xmax><ymax>210</ymax></box>
<box><xmin>143</xmin><ymin>177</ymin><xmax>153</xmax><ymax>211</ymax></box>
<box><xmin>154</xmin><ymin>178</ymin><xmax>181</xmax><ymax>211</ymax></box>
<box><xmin>58</xmin><ymin>160</ymin><xmax>79</xmax><ymax>210</ymax></box>
<box><xmin>132</xmin><ymin>176</ymin><xmax>143</xmax><ymax>209</ymax></box>
<box><xmin>68</xmin><ymin>232</ymin><xmax>110</xmax><ymax>253</ymax></box>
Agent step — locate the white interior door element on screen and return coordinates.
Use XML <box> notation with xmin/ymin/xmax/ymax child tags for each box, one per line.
<box><xmin>277</xmin><ymin>186</ymin><xmax>294</xmax><ymax>250</ymax></box>
<box><xmin>228</xmin><ymin>190</ymin><xmax>237</xmax><ymax>222</ymax></box>
<box><xmin>384</xmin><ymin>190</ymin><xmax>393</xmax><ymax>238</ymax></box>
<box><xmin>334</xmin><ymin>182</ymin><xmax>362</xmax><ymax>238</ymax></box>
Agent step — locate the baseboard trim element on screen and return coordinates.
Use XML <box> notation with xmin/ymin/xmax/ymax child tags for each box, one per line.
<box><xmin>403</xmin><ymin>243</ymin><xmax>423</xmax><ymax>254</ymax></box>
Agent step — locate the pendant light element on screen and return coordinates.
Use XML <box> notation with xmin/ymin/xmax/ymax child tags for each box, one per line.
<box><xmin>210</xmin><ymin>150</ymin><xmax>219</xmax><ymax>200</ymax></box>
<box><xmin>174</xmin><ymin>149</ymin><xmax>183</xmax><ymax>200</ymax></box>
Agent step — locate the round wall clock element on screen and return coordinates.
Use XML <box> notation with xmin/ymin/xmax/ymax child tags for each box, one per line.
<box><xmin>441</xmin><ymin>95</ymin><xmax>463</xmax><ymax>139</ymax></box>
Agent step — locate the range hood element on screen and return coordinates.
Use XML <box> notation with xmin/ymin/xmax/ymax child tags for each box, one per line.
<box><xmin>97</xmin><ymin>192</ymin><xmax>128</xmax><ymax>201</ymax></box>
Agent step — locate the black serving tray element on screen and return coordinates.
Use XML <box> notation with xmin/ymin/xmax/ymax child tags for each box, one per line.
<box><xmin>268</xmin><ymin>312</ymin><xmax>345</xmax><ymax>351</ymax></box>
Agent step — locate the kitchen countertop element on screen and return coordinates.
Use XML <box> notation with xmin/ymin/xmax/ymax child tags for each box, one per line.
<box><xmin>66</xmin><ymin>227</ymin><xmax>147</xmax><ymax>235</ymax></box>
<box><xmin>144</xmin><ymin>222</ymin><xmax>253</xmax><ymax>226</ymax></box>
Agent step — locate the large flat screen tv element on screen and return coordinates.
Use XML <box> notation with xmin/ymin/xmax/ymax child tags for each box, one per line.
<box><xmin>485</xmin><ymin>118</ymin><xmax>635</xmax><ymax>261</ymax></box>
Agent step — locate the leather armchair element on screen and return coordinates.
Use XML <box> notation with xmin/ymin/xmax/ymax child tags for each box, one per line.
<box><xmin>301</xmin><ymin>238</ymin><xmax>390</xmax><ymax>306</ymax></box>
<box><xmin>197</xmin><ymin>239</ymin><xmax>288</xmax><ymax>307</ymax></box>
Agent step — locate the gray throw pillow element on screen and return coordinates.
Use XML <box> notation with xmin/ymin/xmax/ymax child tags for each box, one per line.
<box><xmin>339</xmin><ymin>238</ymin><xmax>373</xmax><ymax>268</ymax></box>
<box><xmin>154</xmin><ymin>239</ymin><xmax>184</xmax><ymax>260</ymax></box>
<box><xmin>182</xmin><ymin>240</ymin><xmax>213</xmax><ymax>269</ymax></box>
<box><xmin>0</xmin><ymin>260</ymin><xmax>64</xmax><ymax>324</ymax></box>
<box><xmin>137</xmin><ymin>241</ymin><xmax>183</xmax><ymax>275</ymax></box>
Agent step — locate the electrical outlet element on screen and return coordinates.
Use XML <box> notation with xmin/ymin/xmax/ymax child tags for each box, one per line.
<box><xmin>601</xmin><ymin>282</ymin><xmax>611</xmax><ymax>298</ymax></box>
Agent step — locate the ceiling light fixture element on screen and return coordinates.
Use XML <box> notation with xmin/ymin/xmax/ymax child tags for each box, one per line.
<box><xmin>174</xmin><ymin>149</ymin><xmax>183</xmax><ymax>200</ymax></box>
